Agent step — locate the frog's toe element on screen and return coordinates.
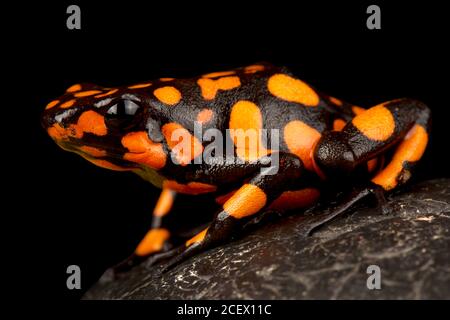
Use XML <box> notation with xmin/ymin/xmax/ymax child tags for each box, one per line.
<box><xmin>366</xmin><ymin>183</ymin><xmax>398</xmax><ymax>215</ymax></box>
<box><xmin>160</xmin><ymin>244</ymin><xmax>202</xmax><ymax>273</ymax></box>
<box><xmin>141</xmin><ymin>246</ymin><xmax>182</xmax><ymax>269</ymax></box>
<box><xmin>379</xmin><ymin>199</ymin><xmax>404</xmax><ymax>215</ymax></box>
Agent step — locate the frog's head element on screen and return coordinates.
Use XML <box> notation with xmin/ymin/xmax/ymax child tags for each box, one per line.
<box><xmin>41</xmin><ymin>83</ymin><xmax>167</xmax><ymax>173</ymax></box>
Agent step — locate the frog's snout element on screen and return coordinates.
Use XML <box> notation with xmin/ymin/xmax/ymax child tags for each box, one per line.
<box><xmin>41</xmin><ymin>111</ymin><xmax>55</xmax><ymax>130</ymax></box>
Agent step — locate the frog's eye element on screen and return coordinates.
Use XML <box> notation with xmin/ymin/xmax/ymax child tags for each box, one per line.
<box><xmin>105</xmin><ymin>99</ymin><xmax>140</xmax><ymax>130</ymax></box>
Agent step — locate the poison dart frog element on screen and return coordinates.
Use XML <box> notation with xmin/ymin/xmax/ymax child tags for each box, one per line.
<box><xmin>41</xmin><ymin>63</ymin><xmax>431</xmax><ymax>274</ymax></box>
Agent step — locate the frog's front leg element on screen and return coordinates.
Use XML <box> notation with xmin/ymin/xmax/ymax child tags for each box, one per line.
<box><xmin>111</xmin><ymin>188</ymin><xmax>176</xmax><ymax>275</ymax></box>
<box><xmin>135</xmin><ymin>188</ymin><xmax>176</xmax><ymax>255</ymax></box>
<box><xmin>161</xmin><ymin>152</ymin><xmax>305</xmax><ymax>272</ymax></box>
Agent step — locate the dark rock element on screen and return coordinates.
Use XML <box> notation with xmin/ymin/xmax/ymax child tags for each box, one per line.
<box><xmin>84</xmin><ymin>179</ymin><xmax>450</xmax><ymax>299</ymax></box>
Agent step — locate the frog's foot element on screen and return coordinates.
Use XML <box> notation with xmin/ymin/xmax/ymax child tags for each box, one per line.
<box><xmin>156</xmin><ymin>213</ymin><xmax>238</xmax><ymax>273</ymax></box>
<box><xmin>159</xmin><ymin>244</ymin><xmax>204</xmax><ymax>273</ymax></box>
<box><xmin>306</xmin><ymin>183</ymin><xmax>395</xmax><ymax>235</ymax></box>
<box><xmin>100</xmin><ymin>228</ymin><xmax>173</xmax><ymax>281</ymax></box>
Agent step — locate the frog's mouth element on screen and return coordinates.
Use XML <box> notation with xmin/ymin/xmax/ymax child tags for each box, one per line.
<box><xmin>56</xmin><ymin>140</ymin><xmax>139</xmax><ymax>171</ymax></box>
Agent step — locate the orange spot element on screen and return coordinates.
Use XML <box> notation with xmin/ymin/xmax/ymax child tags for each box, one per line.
<box><xmin>153</xmin><ymin>86</ymin><xmax>181</xmax><ymax>105</ymax></box>
<box><xmin>269</xmin><ymin>188</ymin><xmax>320</xmax><ymax>211</ymax></box>
<box><xmin>333</xmin><ymin>119</ymin><xmax>346</xmax><ymax>131</ymax></box>
<box><xmin>160</xmin><ymin>78</ymin><xmax>174</xmax><ymax>82</ymax></box>
<box><xmin>162</xmin><ymin>122</ymin><xmax>203</xmax><ymax>166</ymax></box>
<box><xmin>367</xmin><ymin>158</ymin><xmax>378</xmax><ymax>173</ymax></box>
<box><xmin>284</xmin><ymin>120</ymin><xmax>321</xmax><ymax>171</ymax></box>
<box><xmin>153</xmin><ymin>189</ymin><xmax>175</xmax><ymax>217</ymax></box>
<box><xmin>186</xmin><ymin>227</ymin><xmax>208</xmax><ymax>247</ymax></box>
<box><xmin>352</xmin><ymin>106</ymin><xmax>366</xmax><ymax>115</ymax></box>
<box><xmin>74</xmin><ymin>90</ymin><xmax>102</xmax><ymax>97</ymax></box>
<box><xmin>77</xmin><ymin>110</ymin><xmax>107</xmax><ymax>136</ymax></box>
<box><xmin>215</xmin><ymin>189</ymin><xmax>237</xmax><ymax>205</ymax></box>
<box><xmin>122</xmin><ymin>131</ymin><xmax>166</xmax><ymax>170</ymax></box>
<box><xmin>83</xmin><ymin>158</ymin><xmax>131</xmax><ymax>171</ymax></box>
<box><xmin>372</xmin><ymin>125</ymin><xmax>428</xmax><ymax>190</ymax></box>
<box><xmin>47</xmin><ymin>123</ymin><xmax>83</xmax><ymax>140</ymax></box>
<box><xmin>94</xmin><ymin>88</ymin><xmax>118</xmax><ymax>98</ymax></box>
<box><xmin>60</xmin><ymin>99</ymin><xmax>76</xmax><ymax>109</ymax></box>
<box><xmin>45</xmin><ymin>100</ymin><xmax>59</xmax><ymax>110</ymax></box>
<box><xmin>197</xmin><ymin>76</ymin><xmax>241</xmax><ymax>100</ymax></box>
<box><xmin>66</xmin><ymin>84</ymin><xmax>82</xmax><ymax>93</ymax></box>
<box><xmin>47</xmin><ymin>123</ymin><xmax>68</xmax><ymax>140</ymax></box>
<box><xmin>128</xmin><ymin>83</ymin><xmax>152</xmax><ymax>89</ymax></box>
<box><xmin>79</xmin><ymin>146</ymin><xmax>107</xmax><ymax>157</ymax></box>
<box><xmin>135</xmin><ymin>228</ymin><xmax>170</xmax><ymax>256</ymax></box>
<box><xmin>50</xmin><ymin>117</ymin><xmax>105</xmax><ymax>140</ymax></box>
<box><xmin>268</xmin><ymin>74</ymin><xmax>319</xmax><ymax>106</ymax></box>
<box><xmin>223</xmin><ymin>184</ymin><xmax>267</xmax><ymax>219</ymax></box>
<box><xmin>196</xmin><ymin>108</ymin><xmax>214</xmax><ymax>124</ymax></box>
<box><xmin>229</xmin><ymin>100</ymin><xmax>269</xmax><ymax>161</ymax></box>
<box><xmin>163</xmin><ymin>180</ymin><xmax>217</xmax><ymax>195</ymax></box>
<box><xmin>329</xmin><ymin>96</ymin><xmax>343</xmax><ymax>106</ymax></box>
<box><xmin>352</xmin><ymin>104</ymin><xmax>395</xmax><ymax>141</ymax></box>
<box><xmin>202</xmin><ymin>70</ymin><xmax>235</xmax><ymax>78</ymax></box>
<box><xmin>244</xmin><ymin>65</ymin><xmax>265</xmax><ymax>73</ymax></box>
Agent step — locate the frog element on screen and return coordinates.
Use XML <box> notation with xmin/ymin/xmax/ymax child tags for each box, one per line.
<box><xmin>41</xmin><ymin>62</ymin><xmax>431</xmax><ymax>274</ymax></box>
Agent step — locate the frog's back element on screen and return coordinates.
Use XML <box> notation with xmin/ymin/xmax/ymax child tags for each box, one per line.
<box><xmin>146</xmin><ymin>63</ymin><xmax>334</xmax><ymax>171</ymax></box>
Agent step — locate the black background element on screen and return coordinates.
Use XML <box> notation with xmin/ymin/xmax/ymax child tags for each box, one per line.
<box><xmin>7</xmin><ymin>1</ymin><xmax>449</xmax><ymax>301</ymax></box>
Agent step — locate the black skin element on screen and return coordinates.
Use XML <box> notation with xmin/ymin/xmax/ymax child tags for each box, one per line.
<box><xmin>41</xmin><ymin>63</ymin><xmax>431</xmax><ymax>276</ymax></box>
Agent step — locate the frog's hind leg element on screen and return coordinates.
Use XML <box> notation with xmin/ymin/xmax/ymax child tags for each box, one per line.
<box><xmin>160</xmin><ymin>152</ymin><xmax>305</xmax><ymax>272</ymax></box>
<box><xmin>314</xmin><ymin>98</ymin><xmax>430</xmax><ymax>217</ymax></box>
<box><xmin>314</xmin><ymin>98</ymin><xmax>430</xmax><ymax>189</ymax></box>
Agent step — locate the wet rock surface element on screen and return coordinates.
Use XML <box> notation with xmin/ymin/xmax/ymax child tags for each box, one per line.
<box><xmin>84</xmin><ymin>179</ymin><xmax>450</xmax><ymax>299</ymax></box>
